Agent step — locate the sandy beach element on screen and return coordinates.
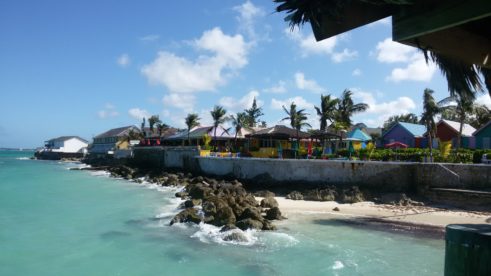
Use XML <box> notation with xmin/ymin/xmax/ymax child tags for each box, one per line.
<box><xmin>266</xmin><ymin>197</ymin><xmax>491</xmax><ymax>230</ymax></box>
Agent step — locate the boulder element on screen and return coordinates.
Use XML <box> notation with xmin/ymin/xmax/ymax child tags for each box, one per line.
<box><xmin>333</xmin><ymin>207</ymin><xmax>340</xmax><ymax>211</ymax></box>
<box><xmin>239</xmin><ymin>207</ymin><xmax>263</xmax><ymax>221</ymax></box>
<box><xmin>236</xmin><ymin>218</ymin><xmax>264</xmax><ymax>231</ymax></box>
<box><xmin>339</xmin><ymin>186</ymin><xmax>364</xmax><ymax>203</ymax></box>
<box><xmin>184</xmin><ymin>199</ymin><xmax>202</xmax><ymax>208</ymax></box>
<box><xmin>254</xmin><ymin>190</ymin><xmax>275</xmax><ymax>198</ymax></box>
<box><xmin>286</xmin><ymin>191</ymin><xmax>304</xmax><ymax>200</ymax></box>
<box><xmin>212</xmin><ymin>206</ymin><xmax>236</xmax><ymax>227</ymax></box>
<box><xmin>303</xmin><ymin>188</ymin><xmax>337</xmax><ymax>201</ymax></box>
<box><xmin>261</xmin><ymin>220</ymin><xmax>277</xmax><ymax>231</ymax></box>
<box><xmin>175</xmin><ymin>191</ymin><xmax>188</xmax><ymax>198</ymax></box>
<box><xmin>170</xmin><ymin>208</ymin><xmax>202</xmax><ymax>225</ymax></box>
<box><xmin>188</xmin><ymin>184</ymin><xmax>213</xmax><ymax>199</ymax></box>
<box><xmin>223</xmin><ymin>232</ymin><xmax>249</xmax><ymax>243</ymax></box>
<box><xmin>220</xmin><ymin>224</ymin><xmax>238</xmax><ymax>232</ymax></box>
<box><xmin>265</xmin><ymin>207</ymin><xmax>284</xmax><ymax>220</ymax></box>
<box><xmin>260</xmin><ymin>197</ymin><xmax>278</xmax><ymax>208</ymax></box>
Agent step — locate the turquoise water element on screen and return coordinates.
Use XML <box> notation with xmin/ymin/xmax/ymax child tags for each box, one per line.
<box><xmin>0</xmin><ymin>151</ymin><xmax>444</xmax><ymax>275</ymax></box>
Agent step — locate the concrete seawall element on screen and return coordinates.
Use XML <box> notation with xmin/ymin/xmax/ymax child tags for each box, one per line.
<box><xmin>196</xmin><ymin>157</ymin><xmax>418</xmax><ymax>192</ymax></box>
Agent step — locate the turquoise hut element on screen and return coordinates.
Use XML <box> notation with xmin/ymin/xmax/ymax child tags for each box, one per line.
<box><xmin>473</xmin><ymin>121</ymin><xmax>491</xmax><ymax>149</ymax></box>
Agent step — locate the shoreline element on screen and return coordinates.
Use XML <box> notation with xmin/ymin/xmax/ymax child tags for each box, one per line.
<box><xmin>268</xmin><ymin>197</ymin><xmax>491</xmax><ymax>239</ymax></box>
<box><xmin>73</xmin><ymin>162</ymin><xmax>491</xmax><ymax>239</ymax></box>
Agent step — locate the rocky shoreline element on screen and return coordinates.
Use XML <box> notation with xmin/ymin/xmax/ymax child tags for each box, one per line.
<box><xmin>74</xmin><ymin>163</ymin><xmax>428</xmax><ymax>235</ymax></box>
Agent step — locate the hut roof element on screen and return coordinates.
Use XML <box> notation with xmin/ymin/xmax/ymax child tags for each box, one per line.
<box><xmin>246</xmin><ymin>125</ymin><xmax>310</xmax><ymax>140</ymax></box>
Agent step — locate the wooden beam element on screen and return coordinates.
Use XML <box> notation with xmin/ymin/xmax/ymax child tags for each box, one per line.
<box><xmin>393</xmin><ymin>0</ymin><xmax>491</xmax><ymax>41</ymax></box>
<box><xmin>312</xmin><ymin>1</ymin><xmax>393</xmax><ymax>42</ymax></box>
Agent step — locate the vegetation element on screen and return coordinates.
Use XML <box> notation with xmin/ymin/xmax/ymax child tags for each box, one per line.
<box><xmin>383</xmin><ymin>113</ymin><xmax>418</xmax><ymax>130</ymax></box>
<box><xmin>314</xmin><ymin>94</ymin><xmax>339</xmax><ymax>131</ymax></box>
<box><xmin>230</xmin><ymin>112</ymin><xmax>249</xmax><ymax>150</ymax></box>
<box><xmin>335</xmin><ymin>89</ymin><xmax>368</xmax><ymax>127</ymax></box>
<box><xmin>281</xmin><ymin>102</ymin><xmax>311</xmax><ymax>139</ymax></box>
<box><xmin>185</xmin><ymin>113</ymin><xmax>200</xmax><ymax>145</ymax></box>
<box><xmin>148</xmin><ymin>115</ymin><xmax>161</xmax><ymax>133</ymax></box>
<box><xmin>210</xmin><ymin>105</ymin><xmax>228</xmax><ymax>150</ymax></box>
<box><xmin>244</xmin><ymin>97</ymin><xmax>264</xmax><ymax>127</ymax></box>
<box><xmin>420</xmin><ymin>89</ymin><xmax>440</xmax><ymax>161</ymax></box>
<box><xmin>140</xmin><ymin>117</ymin><xmax>146</xmax><ymax>132</ymax></box>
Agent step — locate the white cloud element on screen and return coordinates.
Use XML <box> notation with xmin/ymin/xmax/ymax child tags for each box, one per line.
<box><xmin>352</xmin><ymin>68</ymin><xmax>362</xmax><ymax>76</ymax></box>
<box><xmin>219</xmin><ymin>90</ymin><xmax>262</xmax><ymax>112</ymax></box>
<box><xmin>140</xmin><ymin>34</ymin><xmax>160</xmax><ymax>42</ymax></box>
<box><xmin>128</xmin><ymin>108</ymin><xmax>150</xmax><ymax>120</ymax></box>
<box><xmin>233</xmin><ymin>0</ymin><xmax>265</xmax><ymax>40</ymax></box>
<box><xmin>331</xmin><ymin>48</ymin><xmax>358</xmax><ymax>63</ymax></box>
<box><xmin>386</xmin><ymin>54</ymin><xmax>437</xmax><ymax>82</ymax></box>
<box><xmin>295</xmin><ymin>72</ymin><xmax>326</xmax><ymax>94</ymax></box>
<box><xmin>285</xmin><ymin>27</ymin><xmax>337</xmax><ymax>57</ymax></box>
<box><xmin>375</xmin><ymin>38</ymin><xmax>415</xmax><ymax>63</ymax></box>
<box><xmin>141</xmin><ymin>27</ymin><xmax>249</xmax><ymax>93</ymax></box>
<box><xmin>351</xmin><ymin>89</ymin><xmax>417</xmax><ymax>127</ymax></box>
<box><xmin>270</xmin><ymin>96</ymin><xmax>314</xmax><ymax>111</ymax></box>
<box><xmin>477</xmin><ymin>94</ymin><xmax>491</xmax><ymax>108</ymax></box>
<box><xmin>285</xmin><ymin>27</ymin><xmax>357</xmax><ymax>63</ymax></box>
<box><xmin>264</xmin><ymin>80</ymin><xmax>287</xmax><ymax>94</ymax></box>
<box><xmin>117</xmin><ymin>54</ymin><xmax>130</xmax><ymax>67</ymax></box>
<box><xmin>97</xmin><ymin>103</ymin><xmax>119</xmax><ymax>119</ymax></box>
<box><xmin>163</xmin><ymin>93</ymin><xmax>196</xmax><ymax>112</ymax></box>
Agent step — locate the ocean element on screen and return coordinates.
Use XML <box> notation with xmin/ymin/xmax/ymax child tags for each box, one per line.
<box><xmin>0</xmin><ymin>151</ymin><xmax>444</xmax><ymax>275</ymax></box>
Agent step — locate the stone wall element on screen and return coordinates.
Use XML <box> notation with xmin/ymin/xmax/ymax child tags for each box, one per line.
<box><xmin>194</xmin><ymin>157</ymin><xmax>491</xmax><ymax>193</ymax></box>
<box><xmin>195</xmin><ymin>157</ymin><xmax>418</xmax><ymax>192</ymax></box>
<box><xmin>131</xmin><ymin>146</ymin><xmax>199</xmax><ymax>170</ymax></box>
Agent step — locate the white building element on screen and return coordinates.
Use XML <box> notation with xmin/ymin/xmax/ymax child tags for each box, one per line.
<box><xmin>44</xmin><ymin>136</ymin><xmax>89</xmax><ymax>153</ymax></box>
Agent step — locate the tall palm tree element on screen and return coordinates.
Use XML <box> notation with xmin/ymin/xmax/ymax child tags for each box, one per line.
<box><xmin>148</xmin><ymin>115</ymin><xmax>161</xmax><ymax>133</ymax></box>
<box><xmin>185</xmin><ymin>113</ymin><xmax>200</xmax><ymax>146</ymax></box>
<box><xmin>383</xmin><ymin>113</ymin><xmax>419</xmax><ymax>130</ymax></box>
<box><xmin>335</xmin><ymin>89</ymin><xmax>369</xmax><ymax>127</ymax></box>
<box><xmin>210</xmin><ymin>105</ymin><xmax>228</xmax><ymax>151</ymax></box>
<box><xmin>420</xmin><ymin>89</ymin><xmax>440</xmax><ymax>161</ymax></box>
<box><xmin>230</xmin><ymin>112</ymin><xmax>248</xmax><ymax>150</ymax></box>
<box><xmin>438</xmin><ymin>94</ymin><xmax>476</xmax><ymax>150</ymax></box>
<box><xmin>156</xmin><ymin>122</ymin><xmax>169</xmax><ymax>138</ymax></box>
<box><xmin>314</xmin><ymin>94</ymin><xmax>339</xmax><ymax>131</ymax></box>
<box><xmin>244</xmin><ymin>97</ymin><xmax>264</xmax><ymax>127</ymax></box>
<box><xmin>282</xmin><ymin>102</ymin><xmax>311</xmax><ymax>157</ymax></box>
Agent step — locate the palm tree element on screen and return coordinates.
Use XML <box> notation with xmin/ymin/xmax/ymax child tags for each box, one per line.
<box><xmin>184</xmin><ymin>113</ymin><xmax>200</xmax><ymax>146</ymax></box>
<box><xmin>156</xmin><ymin>122</ymin><xmax>169</xmax><ymax>138</ymax></box>
<box><xmin>420</xmin><ymin>89</ymin><xmax>441</xmax><ymax>162</ymax></box>
<box><xmin>141</xmin><ymin>117</ymin><xmax>146</xmax><ymax>133</ymax></box>
<box><xmin>210</xmin><ymin>105</ymin><xmax>228</xmax><ymax>151</ymax></box>
<box><xmin>314</xmin><ymin>94</ymin><xmax>339</xmax><ymax>131</ymax></box>
<box><xmin>438</xmin><ymin>93</ymin><xmax>476</xmax><ymax>150</ymax></box>
<box><xmin>282</xmin><ymin>102</ymin><xmax>311</xmax><ymax>157</ymax></box>
<box><xmin>230</xmin><ymin>112</ymin><xmax>249</xmax><ymax>150</ymax></box>
<box><xmin>471</xmin><ymin>104</ymin><xmax>491</xmax><ymax>129</ymax></box>
<box><xmin>335</xmin><ymin>89</ymin><xmax>369</xmax><ymax>127</ymax></box>
<box><xmin>383</xmin><ymin>113</ymin><xmax>419</xmax><ymax>130</ymax></box>
<box><xmin>148</xmin><ymin>115</ymin><xmax>161</xmax><ymax>133</ymax></box>
<box><xmin>244</xmin><ymin>97</ymin><xmax>264</xmax><ymax>127</ymax></box>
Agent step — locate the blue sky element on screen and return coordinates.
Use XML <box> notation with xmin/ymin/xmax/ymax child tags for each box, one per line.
<box><xmin>1</xmin><ymin>0</ymin><xmax>489</xmax><ymax>148</ymax></box>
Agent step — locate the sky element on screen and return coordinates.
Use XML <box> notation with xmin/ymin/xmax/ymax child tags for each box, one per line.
<box><xmin>1</xmin><ymin>0</ymin><xmax>490</xmax><ymax>148</ymax></box>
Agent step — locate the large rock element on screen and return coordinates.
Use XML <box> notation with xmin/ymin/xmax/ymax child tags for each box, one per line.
<box><xmin>170</xmin><ymin>208</ymin><xmax>202</xmax><ymax>225</ymax></box>
<box><xmin>265</xmin><ymin>207</ymin><xmax>284</xmax><ymax>220</ymax></box>
<box><xmin>254</xmin><ymin>190</ymin><xmax>275</xmax><ymax>198</ymax></box>
<box><xmin>184</xmin><ymin>199</ymin><xmax>202</xmax><ymax>208</ymax></box>
<box><xmin>212</xmin><ymin>206</ymin><xmax>236</xmax><ymax>227</ymax></box>
<box><xmin>302</xmin><ymin>188</ymin><xmax>337</xmax><ymax>201</ymax></box>
<box><xmin>223</xmin><ymin>231</ymin><xmax>249</xmax><ymax>243</ymax></box>
<box><xmin>239</xmin><ymin>207</ymin><xmax>263</xmax><ymax>221</ymax></box>
<box><xmin>188</xmin><ymin>184</ymin><xmax>213</xmax><ymax>199</ymax></box>
<box><xmin>260</xmin><ymin>196</ymin><xmax>278</xmax><ymax>208</ymax></box>
<box><xmin>286</xmin><ymin>191</ymin><xmax>304</xmax><ymax>200</ymax></box>
<box><xmin>339</xmin><ymin>186</ymin><xmax>364</xmax><ymax>203</ymax></box>
<box><xmin>236</xmin><ymin>218</ymin><xmax>264</xmax><ymax>231</ymax></box>
<box><xmin>261</xmin><ymin>220</ymin><xmax>277</xmax><ymax>231</ymax></box>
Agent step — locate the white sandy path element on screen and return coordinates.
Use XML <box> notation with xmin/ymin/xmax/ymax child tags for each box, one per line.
<box><xmin>261</xmin><ymin>197</ymin><xmax>491</xmax><ymax>228</ymax></box>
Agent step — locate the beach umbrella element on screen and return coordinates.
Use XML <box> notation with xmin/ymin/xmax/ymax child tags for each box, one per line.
<box><xmin>277</xmin><ymin>141</ymin><xmax>283</xmax><ymax>158</ymax></box>
<box><xmin>156</xmin><ymin>139</ymin><xmax>160</xmax><ymax>145</ymax></box>
<box><xmin>307</xmin><ymin>141</ymin><xmax>313</xmax><ymax>157</ymax></box>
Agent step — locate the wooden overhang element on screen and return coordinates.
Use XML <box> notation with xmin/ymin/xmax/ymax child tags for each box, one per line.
<box><xmin>310</xmin><ymin>0</ymin><xmax>491</xmax><ymax>68</ymax></box>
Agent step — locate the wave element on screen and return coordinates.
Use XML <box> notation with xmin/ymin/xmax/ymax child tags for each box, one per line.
<box><xmin>190</xmin><ymin>222</ymin><xmax>259</xmax><ymax>246</ymax></box>
<box><xmin>89</xmin><ymin>170</ymin><xmax>111</xmax><ymax>177</ymax></box>
<box><xmin>16</xmin><ymin>157</ymin><xmax>30</xmax><ymax>160</ymax></box>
